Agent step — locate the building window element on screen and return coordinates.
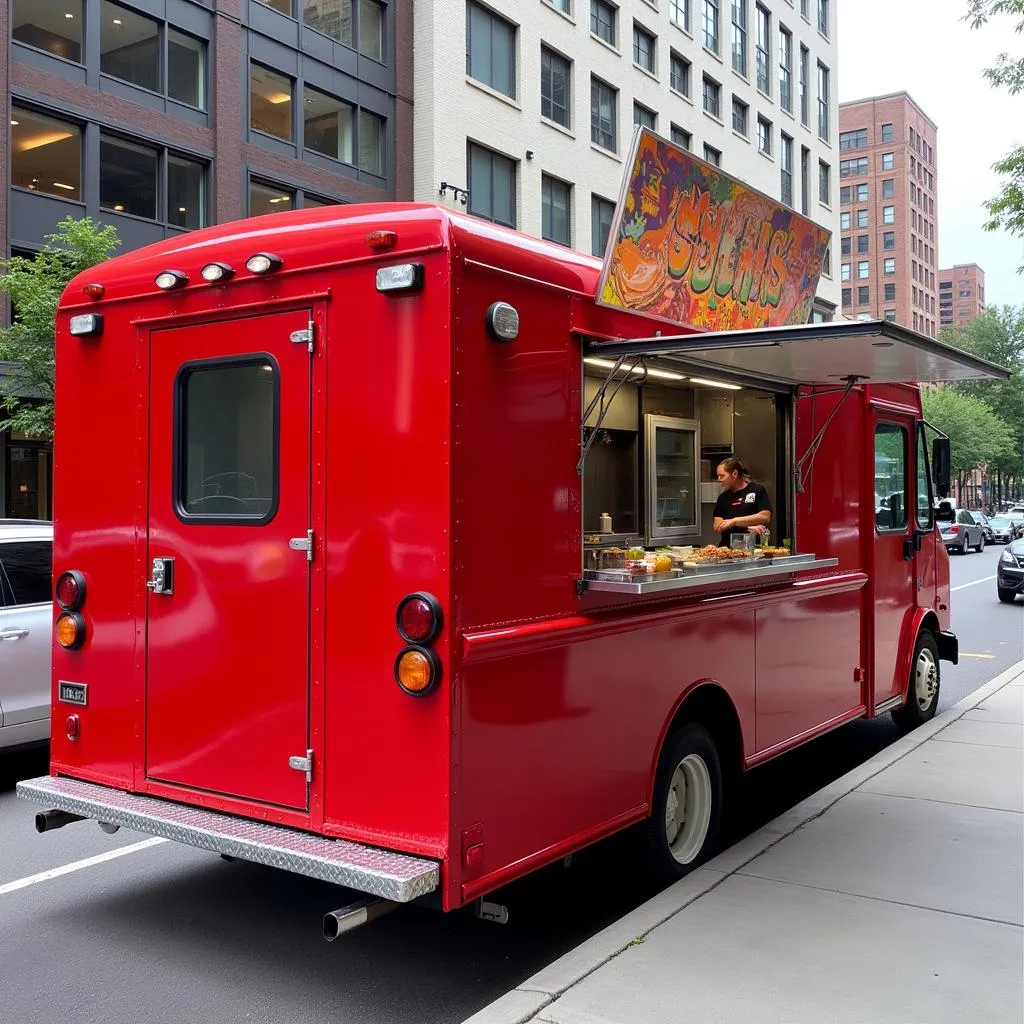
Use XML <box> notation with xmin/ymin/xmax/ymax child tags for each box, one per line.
<box><xmin>635</xmin><ymin>102</ymin><xmax>657</xmax><ymax>130</ymax></box>
<box><xmin>9</xmin><ymin>108</ymin><xmax>83</xmax><ymax>201</ymax></box>
<box><xmin>800</xmin><ymin>146</ymin><xmax>810</xmax><ymax>214</ymax></box>
<box><xmin>840</xmin><ymin>211</ymin><xmax>850</xmax><ymax>229</ymax></box>
<box><xmin>303</xmin><ymin>86</ymin><xmax>354</xmax><ymax>164</ymax></box>
<box><xmin>780</xmin><ymin>133</ymin><xmax>793</xmax><ymax>206</ymax></box>
<box><xmin>547</xmin><ymin>0</ymin><xmax>571</xmax><ymax>12</ymax></box>
<box><xmin>841</xmin><ymin>288</ymin><xmax>851</xmax><ymax>307</ymax></box>
<box><xmin>731</xmin><ymin>0</ymin><xmax>748</xmax><ymax>77</ymax></box>
<box><xmin>250</xmin><ymin>179</ymin><xmax>296</xmax><ymax>215</ymax></box>
<box><xmin>822</xmin><ymin>245</ymin><xmax>831</xmax><ymax>277</ymax></box>
<box><xmin>704</xmin><ymin>144</ymin><xmax>721</xmax><ymax>166</ymax></box>
<box><xmin>100</xmin><ymin>135</ymin><xmax>157</xmax><ymax>220</ymax></box>
<box><xmin>671</xmin><ymin>124</ymin><xmax>692</xmax><ymax>149</ymax></box>
<box><xmin>800</xmin><ymin>0</ymin><xmax>809</xmax><ymax>15</ymax></box>
<box><xmin>101</xmin><ymin>2</ymin><xmax>160</xmax><ymax>93</ymax></box>
<box><xmin>857</xmin><ymin>260</ymin><xmax>869</xmax><ymax>279</ymax></box>
<box><xmin>467</xmin><ymin>142</ymin><xmax>516</xmax><ymax>228</ymax></box>
<box><xmin>703</xmin><ymin>0</ymin><xmax>719</xmax><ymax>53</ymax></box>
<box><xmin>817</xmin><ymin>62</ymin><xmax>829</xmax><ymax>141</ymax></box>
<box><xmin>856</xmin><ymin>209</ymin><xmax>868</xmax><ymax>228</ymax></box>
<box><xmin>703</xmin><ymin>75</ymin><xmax>721</xmax><ymax>119</ymax></box>
<box><xmin>857</xmin><ymin>234</ymin><xmax>868</xmax><ymax>254</ymax></box>
<box><xmin>841</xmin><ymin>263</ymin><xmax>851</xmax><ymax>281</ymax></box>
<box><xmin>882</xmin><ymin>178</ymin><xmax>895</xmax><ymax>199</ymax></box>
<box><xmin>755</xmin><ymin>5</ymin><xmax>770</xmax><ymax>93</ymax></box>
<box><xmin>758</xmin><ymin>115</ymin><xmax>772</xmax><ymax>155</ymax></box>
<box><xmin>303</xmin><ymin>0</ymin><xmax>384</xmax><ymax>59</ymax></box>
<box><xmin>882</xmin><ymin>152</ymin><xmax>894</xmax><ymax>170</ymax></box>
<box><xmin>884</xmin><ymin>257</ymin><xmax>896</xmax><ymax>275</ymax></box>
<box><xmin>856</xmin><ymin>183</ymin><xmax>868</xmax><ymax>202</ymax></box>
<box><xmin>839</xmin><ymin>186</ymin><xmax>850</xmax><ymax>205</ymax></box>
<box><xmin>670</xmin><ymin>0</ymin><xmax>690</xmax><ymax>33</ymax></box>
<box><xmin>884</xmin><ymin>309</ymin><xmax>896</xmax><ymax>321</ymax></box>
<box><xmin>799</xmin><ymin>44</ymin><xmax>809</xmax><ymax>126</ymax></box>
<box><xmin>884</xmin><ymin>282</ymin><xmax>896</xmax><ymax>301</ymax></box>
<box><xmin>818</xmin><ymin>160</ymin><xmax>830</xmax><ymax>205</ymax></box>
<box><xmin>591</xmin><ymin>77</ymin><xmax>617</xmax><ymax>150</ymax></box>
<box><xmin>779</xmin><ymin>25</ymin><xmax>792</xmax><ymax>111</ymax></box>
<box><xmin>13</xmin><ymin>1</ymin><xmax>83</xmax><ymax>61</ymax></box>
<box><xmin>881</xmin><ymin>122</ymin><xmax>894</xmax><ymax>144</ymax></box>
<box><xmin>670</xmin><ymin>51</ymin><xmax>691</xmax><ymax>95</ymax></box>
<box><xmin>841</xmin><ymin>237</ymin><xmax>850</xmax><ymax>257</ymax></box>
<box><xmin>732</xmin><ymin>97</ymin><xmax>749</xmax><ymax>136</ymax></box>
<box><xmin>591</xmin><ymin>0</ymin><xmax>616</xmax><ymax>44</ymax></box>
<box><xmin>466</xmin><ymin>1</ymin><xmax>516</xmax><ymax>99</ymax></box>
<box><xmin>592</xmin><ymin>194</ymin><xmax>615</xmax><ymax>256</ymax></box>
<box><xmin>817</xmin><ymin>0</ymin><xmax>828</xmax><ymax>35</ymax></box>
<box><xmin>250</xmin><ymin>64</ymin><xmax>293</xmax><ymax>140</ymax></box>
<box><xmin>839</xmin><ymin>158</ymin><xmax>867</xmax><ymax>178</ymax></box>
<box><xmin>542</xmin><ymin>175</ymin><xmax>572</xmax><ymax>245</ymax></box>
<box><xmin>883</xmin><ymin>205</ymin><xmax>895</xmax><ymax>224</ymax></box>
<box><xmin>858</xmin><ymin>285</ymin><xmax>869</xmax><ymax>305</ymax></box>
<box><xmin>633</xmin><ymin>23</ymin><xmax>656</xmax><ymax>72</ymax></box>
<box><xmin>839</xmin><ymin>128</ymin><xmax>868</xmax><ymax>150</ymax></box>
<box><xmin>168</xmin><ymin>155</ymin><xmax>206</xmax><ymax>229</ymax></box>
<box><xmin>358</xmin><ymin>110</ymin><xmax>386</xmax><ymax>175</ymax></box>
<box><xmin>541</xmin><ymin>47</ymin><xmax>572</xmax><ymax>127</ymax></box>
<box><xmin>883</xmin><ymin>231</ymin><xmax>895</xmax><ymax>250</ymax></box>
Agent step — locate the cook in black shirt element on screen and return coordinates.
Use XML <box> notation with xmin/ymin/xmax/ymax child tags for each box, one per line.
<box><xmin>712</xmin><ymin>457</ymin><xmax>773</xmax><ymax>547</ymax></box>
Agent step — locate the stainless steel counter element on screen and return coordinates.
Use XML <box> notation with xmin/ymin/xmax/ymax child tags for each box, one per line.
<box><xmin>582</xmin><ymin>554</ymin><xmax>840</xmax><ymax>595</ymax></box>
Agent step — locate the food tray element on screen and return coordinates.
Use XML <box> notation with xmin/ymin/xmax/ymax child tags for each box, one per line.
<box><xmin>678</xmin><ymin>552</ymin><xmax>811</xmax><ymax>574</ymax></box>
<box><xmin>584</xmin><ymin>568</ymin><xmax>683</xmax><ymax>583</ymax></box>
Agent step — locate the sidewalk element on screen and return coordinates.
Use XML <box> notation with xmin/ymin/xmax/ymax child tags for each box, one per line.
<box><xmin>465</xmin><ymin>664</ymin><xmax>1024</xmax><ymax>1024</ymax></box>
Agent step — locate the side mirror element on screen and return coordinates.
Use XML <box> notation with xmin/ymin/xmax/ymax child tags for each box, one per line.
<box><xmin>936</xmin><ymin>500</ymin><xmax>955</xmax><ymax>523</ymax></box>
<box><xmin>932</xmin><ymin>437</ymin><xmax>950</xmax><ymax>498</ymax></box>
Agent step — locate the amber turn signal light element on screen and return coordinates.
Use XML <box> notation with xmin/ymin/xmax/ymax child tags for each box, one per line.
<box><xmin>55</xmin><ymin>612</ymin><xmax>86</xmax><ymax>650</ymax></box>
<box><xmin>395</xmin><ymin>646</ymin><xmax>441</xmax><ymax>696</ymax></box>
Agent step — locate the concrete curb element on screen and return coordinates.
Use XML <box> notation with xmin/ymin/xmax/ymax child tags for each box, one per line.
<box><xmin>461</xmin><ymin>660</ymin><xmax>1024</xmax><ymax>1024</ymax></box>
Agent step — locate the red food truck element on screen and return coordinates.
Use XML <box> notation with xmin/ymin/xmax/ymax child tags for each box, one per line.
<box><xmin>18</xmin><ymin>132</ymin><xmax>1007</xmax><ymax>936</ymax></box>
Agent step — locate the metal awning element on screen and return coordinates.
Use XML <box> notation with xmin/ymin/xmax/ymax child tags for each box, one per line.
<box><xmin>584</xmin><ymin>319</ymin><xmax>1010</xmax><ymax>387</ymax></box>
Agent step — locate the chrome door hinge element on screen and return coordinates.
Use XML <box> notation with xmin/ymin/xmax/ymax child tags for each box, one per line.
<box><xmin>288</xmin><ymin>749</ymin><xmax>314</xmax><ymax>783</ymax></box>
<box><xmin>289</xmin><ymin>319</ymin><xmax>315</xmax><ymax>353</ymax></box>
<box><xmin>289</xmin><ymin>529</ymin><xmax>314</xmax><ymax>562</ymax></box>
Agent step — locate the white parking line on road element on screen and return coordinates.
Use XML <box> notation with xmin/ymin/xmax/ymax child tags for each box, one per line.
<box><xmin>0</xmin><ymin>837</ymin><xmax>167</xmax><ymax>897</ymax></box>
<box><xmin>951</xmin><ymin>575</ymin><xmax>997</xmax><ymax>592</ymax></box>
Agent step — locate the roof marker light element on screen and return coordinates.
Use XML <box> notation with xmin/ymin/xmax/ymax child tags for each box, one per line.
<box><xmin>201</xmin><ymin>262</ymin><xmax>235</xmax><ymax>283</ymax></box>
<box><xmin>155</xmin><ymin>270</ymin><xmax>188</xmax><ymax>290</ymax></box>
<box><xmin>82</xmin><ymin>282</ymin><xmax>105</xmax><ymax>299</ymax></box>
<box><xmin>366</xmin><ymin>230</ymin><xmax>398</xmax><ymax>251</ymax></box>
<box><xmin>246</xmin><ymin>253</ymin><xmax>283</xmax><ymax>274</ymax></box>
<box><xmin>376</xmin><ymin>263</ymin><xmax>424</xmax><ymax>293</ymax></box>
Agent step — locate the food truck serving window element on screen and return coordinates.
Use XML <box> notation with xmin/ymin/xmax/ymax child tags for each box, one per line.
<box><xmin>175</xmin><ymin>357</ymin><xmax>279</xmax><ymax>523</ymax></box>
<box><xmin>874</xmin><ymin>423</ymin><xmax>908</xmax><ymax>532</ymax></box>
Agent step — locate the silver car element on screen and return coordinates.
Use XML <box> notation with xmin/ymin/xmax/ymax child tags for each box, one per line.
<box><xmin>0</xmin><ymin>519</ymin><xmax>53</xmax><ymax>750</ymax></box>
<box><xmin>939</xmin><ymin>509</ymin><xmax>986</xmax><ymax>554</ymax></box>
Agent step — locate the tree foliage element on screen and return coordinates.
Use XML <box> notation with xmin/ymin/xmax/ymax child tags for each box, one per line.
<box><xmin>921</xmin><ymin>387</ymin><xmax>1014</xmax><ymax>489</ymax></box>
<box><xmin>965</xmin><ymin>0</ymin><xmax>1024</xmax><ymax>270</ymax></box>
<box><xmin>0</xmin><ymin>217</ymin><xmax>120</xmax><ymax>439</ymax></box>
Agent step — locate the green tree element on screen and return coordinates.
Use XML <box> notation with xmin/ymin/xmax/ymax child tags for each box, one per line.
<box><xmin>965</xmin><ymin>0</ymin><xmax>1024</xmax><ymax>271</ymax></box>
<box><xmin>921</xmin><ymin>386</ymin><xmax>1015</xmax><ymax>497</ymax></box>
<box><xmin>0</xmin><ymin>216</ymin><xmax>119</xmax><ymax>439</ymax></box>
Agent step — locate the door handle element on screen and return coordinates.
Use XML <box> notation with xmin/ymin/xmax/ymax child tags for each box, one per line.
<box><xmin>902</xmin><ymin>537</ymin><xmax>914</xmax><ymax>561</ymax></box>
<box><xmin>0</xmin><ymin>629</ymin><xmax>29</xmax><ymax>640</ymax></box>
<box><xmin>146</xmin><ymin>557</ymin><xmax>175</xmax><ymax>595</ymax></box>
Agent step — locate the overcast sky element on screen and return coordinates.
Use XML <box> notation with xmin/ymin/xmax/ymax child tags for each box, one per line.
<box><xmin>837</xmin><ymin>0</ymin><xmax>1024</xmax><ymax>308</ymax></box>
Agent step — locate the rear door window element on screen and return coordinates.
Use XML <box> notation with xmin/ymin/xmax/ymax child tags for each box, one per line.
<box><xmin>0</xmin><ymin>541</ymin><xmax>53</xmax><ymax>605</ymax></box>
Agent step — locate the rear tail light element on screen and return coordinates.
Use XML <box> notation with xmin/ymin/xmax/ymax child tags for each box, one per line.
<box><xmin>56</xmin><ymin>570</ymin><xmax>86</xmax><ymax>610</ymax></box>
<box><xmin>396</xmin><ymin>592</ymin><xmax>443</xmax><ymax>643</ymax></box>
<box><xmin>947</xmin><ymin>525</ymin><xmax>959</xmax><ymax>534</ymax></box>
<box><xmin>56</xmin><ymin>612</ymin><xmax>86</xmax><ymax>650</ymax></box>
<box><xmin>395</xmin><ymin>646</ymin><xmax>442</xmax><ymax>696</ymax></box>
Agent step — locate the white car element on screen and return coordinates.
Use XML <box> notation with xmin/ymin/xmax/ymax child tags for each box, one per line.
<box><xmin>0</xmin><ymin>519</ymin><xmax>53</xmax><ymax>751</ymax></box>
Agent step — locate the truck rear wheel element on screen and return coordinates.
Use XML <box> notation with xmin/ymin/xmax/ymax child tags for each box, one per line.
<box><xmin>892</xmin><ymin>630</ymin><xmax>940</xmax><ymax>733</ymax></box>
<box><xmin>645</xmin><ymin>723</ymin><xmax>723</xmax><ymax>886</ymax></box>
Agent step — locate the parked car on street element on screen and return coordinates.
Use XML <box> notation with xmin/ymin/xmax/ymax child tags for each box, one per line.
<box><xmin>0</xmin><ymin>519</ymin><xmax>53</xmax><ymax>751</ymax></box>
<box><xmin>997</xmin><ymin>537</ymin><xmax>1024</xmax><ymax>603</ymax></box>
<box><xmin>939</xmin><ymin>509</ymin><xmax>986</xmax><ymax>554</ymax></box>
<box><xmin>968</xmin><ymin>509</ymin><xmax>995</xmax><ymax>543</ymax></box>
<box><xmin>987</xmin><ymin>516</ymin><xmax>1022</xmax><ymax>544</ymax></box>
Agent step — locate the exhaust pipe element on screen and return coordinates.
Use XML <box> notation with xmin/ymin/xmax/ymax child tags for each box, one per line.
<box><xmin>323</xmin><ymin>896</ymin><xmax>397</xmax><ymax>940</ymax></box>
<box><xmin>35</xmin><ymin>809</ymin><xmax>86</xmax><ymax>833</ymax></box>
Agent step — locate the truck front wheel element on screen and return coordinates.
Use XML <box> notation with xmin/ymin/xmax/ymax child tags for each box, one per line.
<box><xmin>645</xmin><ymin>723</ymin><xmax>723</xmax><ymax>886</ymax></box>
<box><xmin>892</xmin><ymin>630</ymin><xmax>940</xmax><ymax>733</ymax></box>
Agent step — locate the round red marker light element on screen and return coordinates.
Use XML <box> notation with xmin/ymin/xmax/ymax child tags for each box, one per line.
<box><xmin>56</xmin><ymin>570</ymin><xmax>86</xmax><ymax>611</ymax></box>
<box><xmin>396</xmin><ymin>592</ymin><xmax>442</xmax><ymax>644</ymax></box>
<box><xmin>65</xmin><ymin>715</ymin><xmax>80</xmax><ymax>742</ymax></box>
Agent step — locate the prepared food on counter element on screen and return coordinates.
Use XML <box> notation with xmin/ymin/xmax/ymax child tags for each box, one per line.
<box><xmin>758</xmin><ymin>546</ymin><xmax>793</xmax><ymax>558</ymax></box>
<box><xmin>684</xmin><ymin>545</ymin><xmax>760</xmax><ymax>565</ymax></box>
<box><xmin>599</xmin><ymin>547</ymin><xmax>626</xmax><ymax>568</ymax></box>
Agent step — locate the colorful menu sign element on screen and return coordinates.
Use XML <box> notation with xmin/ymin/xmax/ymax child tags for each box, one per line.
<box><xmin>596</xmin><ymin>128</ymin><xmax>832</xmax><ymax>330</ymax></box>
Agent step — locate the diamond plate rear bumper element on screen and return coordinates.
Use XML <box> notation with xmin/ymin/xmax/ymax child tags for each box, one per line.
<box><xmin>17</xmin><ymin>776</ymin><xmax>439</xmax><ymax>903</ymax></box>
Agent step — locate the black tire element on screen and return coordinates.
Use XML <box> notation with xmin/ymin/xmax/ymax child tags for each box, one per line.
<box><xmin>975</xmin><ymin>533</ymin><xmax>985</xmax><ymax>553</ymax></box>
<box><xmin>645</xmin><ymin>723</ymin><xmax>724</xmax><ymax>886</ymax></box>
<box><xmin>959</xmin><ymin>536</ymin><xmax>968</xmax><ymax>555</ymax></box>
<box><xmin>892</xmin><ymin>630</ymin><xmax>941</xmax><ymax>733</ymax></box>
<box><xmin>998</xmin><ymin>587</ymin><xmax>1017</xmax><ymax>604</ymax></box>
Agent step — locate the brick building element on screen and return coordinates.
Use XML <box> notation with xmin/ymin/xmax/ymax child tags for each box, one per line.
<box><xmin>1</xmin><ymin>0</ymin><xmax>414</xmax><ymax>518</ymax></box>
<box><xmin>939</xmin><ymin>263</ymin><xmax>986</xmax><ymax>329</ymax></box>
<box><xmin>837</xmin><ymin>92</ymin><xmax>938</xmax><ymax>336</ymax></box>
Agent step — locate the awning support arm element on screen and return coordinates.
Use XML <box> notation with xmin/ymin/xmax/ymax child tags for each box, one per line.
<box><xmin>794</xmin><ymin>376</ymin><xmax>864</xmax><ymax>494</ymax></box>
<box><xmin>577</xmin><ymin>356</ymin><xmax>649</xmax><ymax>475</ymax></box>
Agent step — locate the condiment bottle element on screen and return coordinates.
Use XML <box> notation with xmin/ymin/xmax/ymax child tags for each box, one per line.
<box><xmin>599</xmin><ymin>512</ymin><xmax>612</xmax><ymax>533</ymax></box>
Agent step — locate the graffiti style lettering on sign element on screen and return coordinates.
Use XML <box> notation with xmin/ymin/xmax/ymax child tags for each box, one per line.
<box><xmin>596</xmin><ymin>129</ymin><xmax>831</xmax><ymax>330</ymax></box>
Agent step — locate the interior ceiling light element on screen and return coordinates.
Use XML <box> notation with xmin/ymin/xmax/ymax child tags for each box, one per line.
<box><xmin>688</xmin><ymin>377</ymin><xmax>742</xmax><ymax>391</ymax></box>
<box><xmin>583</xmin><ymin>356</ymin><xmax>686</xmax><ymax>382</ymax></box>
<box><xmin>64</xmin><ymin>11</ymin><xmax>75</xmax><ymax>18</ymax></box>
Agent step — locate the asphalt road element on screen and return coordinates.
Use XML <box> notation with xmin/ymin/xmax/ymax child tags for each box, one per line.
<box><xmin>0</xmin><ymin>549</ymin><xmax>1018</xmax><ymax>1024</ymax></box>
